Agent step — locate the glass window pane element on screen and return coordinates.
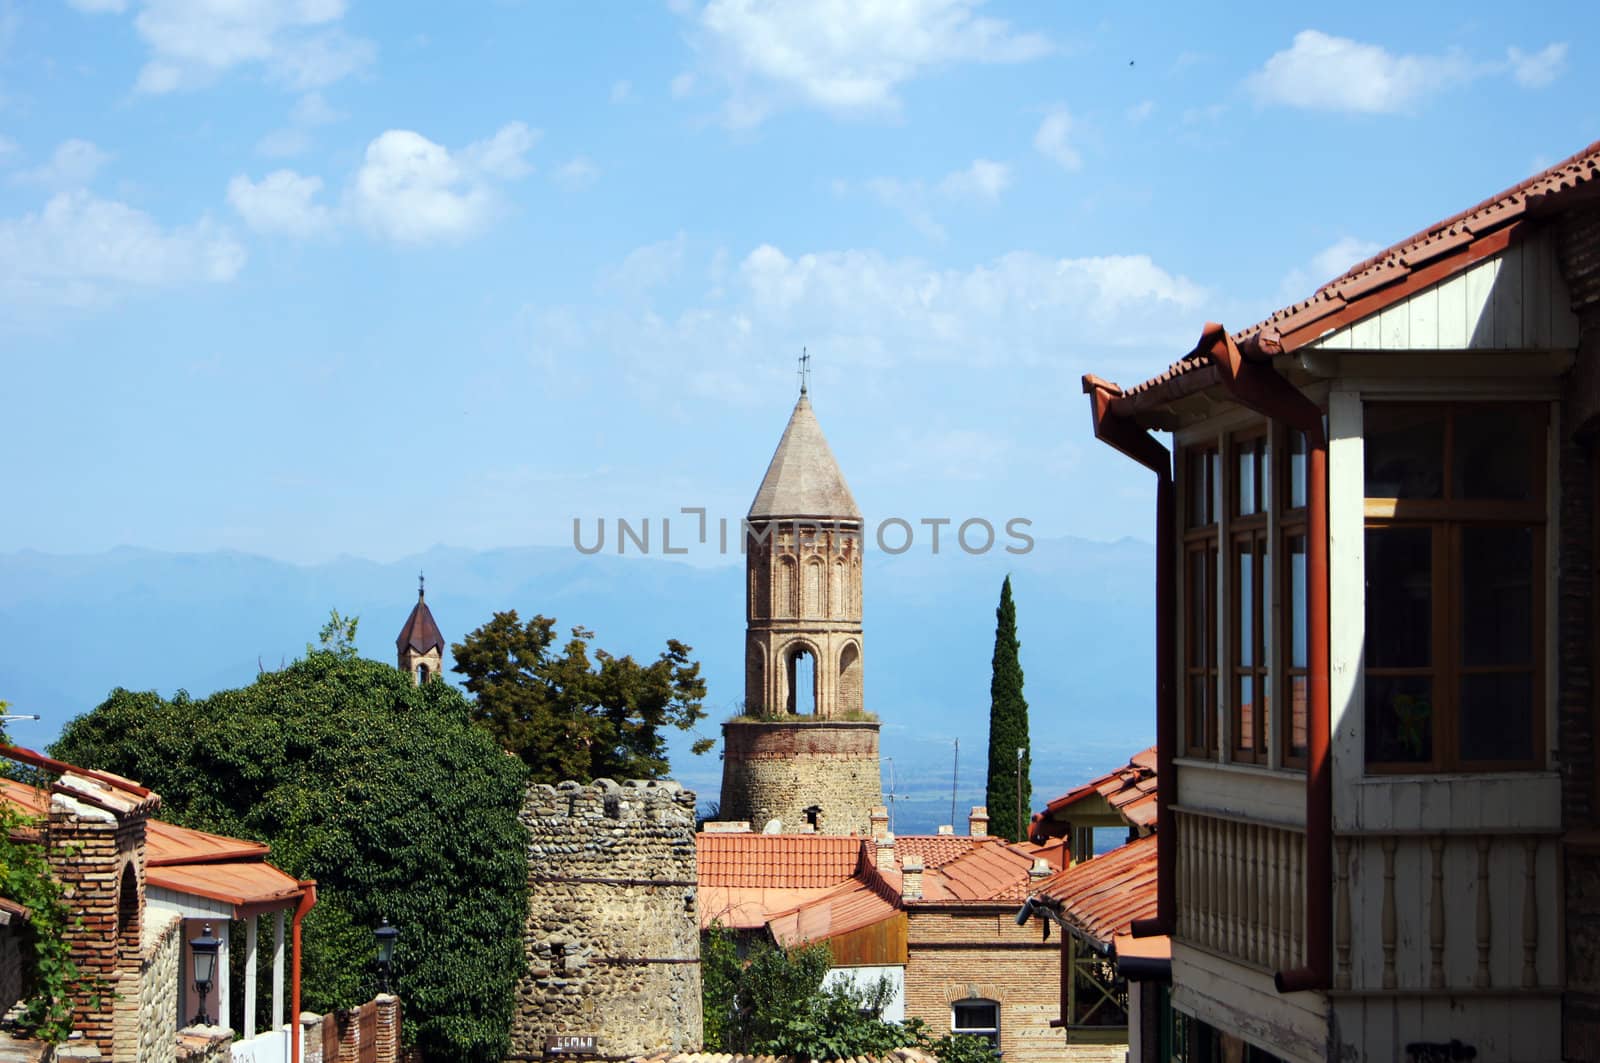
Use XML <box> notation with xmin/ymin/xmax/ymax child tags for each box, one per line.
<box><xmin>1365</xmin><ymin>406</ymin><xmax>1445</xmax><ymax>498</ymax></box>
<box><xmin>1188</xmin><ymin>552</ymin><xmax>1208</xmax><ymax>668</ymax></box>
<box><xmin>1366</xmin><ymin>675</ymin><xmax>1434</xmax><ymax>764</ymax></box>
<box><xmin>1238</xmin><ymin>676</ymin><xmax>1255</xmax><ymax>752</ymax></box>
<box><xmin>1459</xmin><ymin>673</ymin><xmax>1534</xmax><ymax>763</ymax></box>
<box><xmin>1237</xmin><ymin>545</ymin><xmax>1254</xmax><ymax>668</ymax></box>
<box><xmin>1289</xmin><ymin>535</ymin><xmax>1308</xmax><ymax>668</ymax></box>
<box><xmin>1289</xmin><ymin>430</ymin><xmax>1307</xmax><ymax>509</ymax></box>
<box><xmin>1209</xmin><ymin>452</ymin><xmax>1222</xmax><ymax>525</ymax></box>
<box><xmin>1454</xmin><ymin>406</ymin><xmax>1539</xmax><ymax>500</ymax></box>
<box><xmin>1188</xmin><ymin>677</ymin><xmax>1207</xmax><ymax>749</ymax></box>
<box><xmin>1237</xmin><ymin>443</ymin><xmax>1257</xmax><ymax>516</ymax></box>
<box><xmin>1366</xmin><ymin>527</ymin><xmax>1432</xmax><ymax>668</ymax></box>
<box><xmin>1187</xmin><ymin>451</ymin><xmax>1207</xmax><ymax>527</ymax></box>
<box><xmin>1461</xmin><ymin>526</ymin><xmax>1534</xmax><ymax>666</ymax></box>
<box><xmin>1289</xmin><ymin>676</ymin><xmax>1309</xmax><ymax>758</ymax></box>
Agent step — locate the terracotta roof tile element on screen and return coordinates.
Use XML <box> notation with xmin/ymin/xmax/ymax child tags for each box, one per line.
<box><xmin>1105</xmin><ymin>138</ymin><xmax>1600</xmax><ymax>403</ymax></box>
<box><xmin>894</xmin><ymin>834</ymin><xmax>982</xmax><ymax>869</ymax></box>
<box><xmin>696</xmin><ymin>833</ymin><xmax>866</xmax><ymax>929</ymax></box>
<box><xmin>915</xmin><ymin>838</ymin><xmax>1037</xmax><ymax>904</ymax></box>
<box><xmin>1030</xmin><ymin>746</ymin><xmax>1158</xmax><ymax>844</ymax></box>
<box><xmin>1033</xmin><ymin>834</ymin><xmax>1159</xmax><ymax>948</ymax></box>
<box><xmin>767</xmin><ymin>877</ymin><xmax>901</xmax><ymax>947</ymax></box>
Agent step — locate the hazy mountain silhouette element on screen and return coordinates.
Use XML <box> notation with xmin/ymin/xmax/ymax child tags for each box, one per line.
<box><xmin>0</xmin><ymin>536</ymin><xmax>1154</xmax><ymax>834</ymax></box>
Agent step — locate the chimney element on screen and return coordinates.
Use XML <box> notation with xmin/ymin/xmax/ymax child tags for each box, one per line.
<box><xmin>936</xmin><ymin>824</ymin><xmax>954</xmax><ymax>835</ymax></box>
<box><xmin>873</xmin><ymin>832</ymin><xmax>896</xmax><ymax>870</ymax></box>
<box><xmin>1029</xmin><ymin>858</ymin><xmax>1051</xmax><ymax>883</ymax></box>
<box><xmin>968</xmin><ymin>806</ymin><xmax>989</xmax><ymax>837</ymax></box>
<box><xmin>870</xmin><ymin>805</ymin><xmax>889</xmax><ymax>839</ymax></box>
<box><xmin>901</xmin><ymin>855</ymin><xmax>924</xmax><ymax>901</ymax></box>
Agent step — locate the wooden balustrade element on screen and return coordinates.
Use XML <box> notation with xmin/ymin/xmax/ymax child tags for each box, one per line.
<box><xmin>1172</xmin><ymin>806</ymin><xmax>1306</xmax><ymax>972</ymax></box>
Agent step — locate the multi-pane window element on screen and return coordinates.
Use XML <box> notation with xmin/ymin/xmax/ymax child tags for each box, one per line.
<box><xmin>952</xmin><ymin>999</ymin><xmax>1000</xmax><ymax>1047</ymax></box>
<box><xmin>1281</xmin><ymin>429</ymin><xmax>1310</xmax><ymax>767</ymax></box>
<box><xmin>1184</xmin><ymin>446</ymin><xmax>1221</xmax><ymax>756</ymax></box>
<box><xmin>1363</xmin><ymin>403</ymin><xmax>1546</xmax><ymax>772</ymax></box>
<box><xmin>1231</xmin><ymin>432</ymin><xmax>1270</xmax><ymax>762</ymax></box>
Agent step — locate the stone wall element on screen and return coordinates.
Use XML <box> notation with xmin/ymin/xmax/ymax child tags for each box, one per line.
<box><xmin>174</xmin><ymin>1026</ymin><xmax>231</xmax><ymax>1063</ymax></box>
<box><xmin>136</xmin><ymin>911</ymin><xmax>182</xmax><ymax>1063</ymax></box>
<box><xmin>513</xmin><ymin>780</ymin><xmax>701</xmax><ymax>1061</ymax></box>
<box><xmin>719</xmin><ymin>721</ymin><xmax>880</xmax><ymax>836</ymax></box>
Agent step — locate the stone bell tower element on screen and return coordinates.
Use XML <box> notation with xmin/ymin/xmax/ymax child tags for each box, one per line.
<box><xmin>396</xmin><ymin>574</ymin><xmax>445</xmax><ymax>685</ymax></box>
<box><xmin>719</xmin><ymin>371</ymin><xmax>882</xmax><ymax>835</ymax></box>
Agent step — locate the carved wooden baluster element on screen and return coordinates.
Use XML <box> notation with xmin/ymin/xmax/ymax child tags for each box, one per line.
<box><xmin>1381</xmin><ymin>835</ymin><xmax>1398</xmax><ymax>989</ymax></box>
<box><xmin>1293</xmin><ymin>829</ymin><xmax>1304</xmax><ymax>968</ymax></box>
<box><xmin>1522</xmin><ymin>836</ymin><xmax>1539</xmax><ymax>988</ymax></box>
<box><xmin>1271</xmin><ymin>828</ymin><xmax>1284</xmax><ymax>969</ymax></box>
<box><xmin>1248</xmin><ymin>824</ymin><xmax>1260</xmax><ymax>964</ymax></box>
<box><xmin>1476</xmin><ymin>836</ymin><xmax>1492</xmax><ymax>988</ymax></box>
<box><xmin>1334</xmin><ymin>835</ymin><xmax>1352</xmax><ymax>990</ymax></box>
<box><xmin>1233</xmin><ymin>820</ymin><xmax>1244</xmax><ymax>960</ymax></box>
<box><xmin>1429</xmin><ymin>835</ymin><xmax>1445</xmax><ymax>989</ymax></box>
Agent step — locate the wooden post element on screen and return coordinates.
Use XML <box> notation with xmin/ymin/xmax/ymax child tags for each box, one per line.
<box><xmin>274</xmin><ymin>909</ymin><xmax>287</xmax><ymax>1031</ymax></box>
<box><xmin>245</xmin><ymin>914</ymin><xmax>259</xmax><ymax>1038</ymax></box>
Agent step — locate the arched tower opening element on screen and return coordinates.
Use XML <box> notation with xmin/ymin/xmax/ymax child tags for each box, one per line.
<box><xmin>787</xmin><ymin>645</ymin><xmax>818</xmax><ymax>715</ymax></box>
<box><xmin>116</xmin><ymin>862</ymin><xmax>139</xmax><ymax>967</ymax></box>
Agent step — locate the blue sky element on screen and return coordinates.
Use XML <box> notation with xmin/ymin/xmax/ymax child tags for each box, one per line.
<box><xmin>1</xmin><ymin>1</ymin><xmax>1594</xmax><ymax>564</ymax></box>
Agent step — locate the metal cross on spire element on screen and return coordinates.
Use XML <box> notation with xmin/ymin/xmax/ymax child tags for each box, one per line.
<box><xmin>797</xmin><ymin>347</ymin><xmax>810</xmax><ymax>395</ymax></box>
<box><xmin>418</xmin><ymin>570</ymin><xmax>426</xmax><ymax>599</ymax></box>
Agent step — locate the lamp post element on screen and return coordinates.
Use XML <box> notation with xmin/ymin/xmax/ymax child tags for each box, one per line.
<box><xmin>374</xmin><ymin>918</ymin><xmax>398</xmax><ymax>994</ymax></box>
<box><xmin>190</xmin><ymin>923</ymin><xmax>221</xmax><ymax>1026</ymax></box>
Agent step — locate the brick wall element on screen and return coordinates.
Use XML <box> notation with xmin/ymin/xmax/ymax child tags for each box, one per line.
<box><xmin>719</xmin><ymin>721</ymin><xmax>881</xmax><ymax>835</ymax></box>
<box><xmin>299</xmin><ymin>996</ymin><xmax>401</xmax><ymax>1063</ymax></box>
<box><xmin>513</xmin><ymin>780</ymin><xmax>702</xmax><ymax>1061</ymax></box>
<box><xmin>903</xmin><ymin>908</ymin><xmax>1070</xmax><ymax>1063</ymax></box>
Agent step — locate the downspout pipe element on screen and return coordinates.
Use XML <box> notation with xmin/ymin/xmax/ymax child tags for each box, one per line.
<box><xmin>1198</xmin><ymin>323</ymin><xmax>1333</xmax><ymax>994</ymax></box>
<box><xmin>290</xmin><ymin>880</ymin><xmax>318</xmax><ymax>1063</ymax></box>
<box><xmin>1082</xmin><ymin>375</ymin><xmax>1175</xmax><ymax>939</ymax></box>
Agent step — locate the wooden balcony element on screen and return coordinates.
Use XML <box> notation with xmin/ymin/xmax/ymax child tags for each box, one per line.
<box><xmin>1172</xmin><ymin>806</ymin><xmax>1306</xmax><ymax>974</ymax></box>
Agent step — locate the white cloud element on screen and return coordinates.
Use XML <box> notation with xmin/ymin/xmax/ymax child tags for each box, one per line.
<box><xmin>1033</xmin><ymin>107</ymin><xmax>1079</xmax><ymax>170</ymax></box>
<box><xmin>226</xmin><ymin>169</ymin><xmax>330</xmax><ymax>237</ymax></box>
<box><xmin>1278</xmin><ymin>235</ymin><xmax>1384</xmax><ymax>303</ymax></box>
<box><xmin>232</xmin><ymin>122</ymin><xmax>535</xmax><ymax>245</ymax></box>
<box><xmin>684</xmin><ymin>0</ymin><xmax>1050</xmax><ymax>125</ymax></box>
<box><xmin>529</xmin><ymin>242</ymin><xmax>1208</xmax><ymax>403</ymax></box>
<box><xmin>1246</xmin><ymin>30</ymin><xmax>1472</xmax><ymax>113</ymax></box>
<box><xmin>610</xmin><ymin>79</ymin><xmax>632</xmax><ymax>102</ymax></box>
<box><xmin>71</xmin><ymin>0</ymin><xmax>374</xmax><ymax>94</ymax></box>
<box><xmin>0</xmin><ymin>190</ymin><xmax>243</xmax><ymax>310</ymax></box>
<box><xmin>606</xmin><ymin>233</ymin><xmax>687</xmax><ymax>294</ymax></box>
<box><xmin>938</xmin><ymin>158</ymin><xmax>1009</xmax><ymax>201</ymax></box>
<box><xmin>554</xmin><ymin>155</ymin><xmax>600</xmax><ymax>189</ymax></box>
<box><xmin>1507</xmin><ymin>42</ymin><xmax>1567</xmax><ymax>88</ymax></box>
<box><xmin>670</xmin><ymin>72</ymin><xmax>696</xmax><ymax>99</ymax></box>
<box><xmin>12</xmin><ymin>139</ymin><xmax>110</xmax><ymax>189</ymax></box>
<box><xmin>255</xmin><ymin>92</ymin><xmax>345</xmax><ymax>157</ymax></box>
<box><xmin>1126</xmin><ymin>100</ymin><xmax>1154</xmax><ymax>123</ymax></box>
<box><xmin>255</xmin><ymin>128</ymin><xmax>311</xmax><ymax>158</ymax></box>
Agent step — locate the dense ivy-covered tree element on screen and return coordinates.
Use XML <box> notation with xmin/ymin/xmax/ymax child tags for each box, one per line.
<box><xmin>49</xmin><ymin>634</ymin><xmax>529</xmax><ymax>1062</ymax></box>
<box><xmin>451</xmin><ymin>610</ymin><xmax>712</xmax><ymax>783</ymax></box>
<box><xmin>985</xmin><ymin>576</ymin><xmax>1031</xmax><ymax>842</ymax></box>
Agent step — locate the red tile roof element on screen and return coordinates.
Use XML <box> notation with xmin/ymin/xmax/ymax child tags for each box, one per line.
<box><xmin>895</xmin><ymin>834</ymin><xmax>983</xmax><ymax>869</ymax></box>
<box><xmin>1030</xmin><ymin>746</ymin><xmax>1157</xmax><ymax>844</ymax></box>
<box><xmin>696</xmin><ymin>833</ymin><xmax>866</xmax><ymax>930</ymax></box>
<box><xmin>146</xmin><ymin>861</ymin><xmax>303</xmax><ymax>912</ymax></box>
<box><xmin>1105</xmin><ymin>138</ymin><xmax>1600</xmax><ymax>405</ymax></box>
<box><xmin>1033</xmin><ymin>834</ymin><xmax>1158</xmax><ymax>949</ymax></box>
<box><xmin>767</xmin><ymin>876</ymin><xmax>901</xmax><ymax>947</ymax></box>
<box><xmin>146</xmin><ymin>819</ymin><xmax>271</xmax><ymax>866</ymax></box>
<box><xmin>919</xmin><ymin>839</ymin><xmax>1038</xmax><ymax>903</ymax></box>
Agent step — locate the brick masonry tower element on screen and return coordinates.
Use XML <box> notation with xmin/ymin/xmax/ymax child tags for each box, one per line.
<box><xmin>719</xmin><ymin>375</ymin><xmax>882</xmax><ymax>835</ymax></box>
<box><xmin>396</xmin><ymin>575</ymin><xmax>444</xmax><ymax>684</ymax></box>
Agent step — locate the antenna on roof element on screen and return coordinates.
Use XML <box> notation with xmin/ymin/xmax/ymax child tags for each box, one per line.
<box><xmin>797</xmin><ymin>347</ymin><xmax>810</xmax><ymax>396</ymax></box>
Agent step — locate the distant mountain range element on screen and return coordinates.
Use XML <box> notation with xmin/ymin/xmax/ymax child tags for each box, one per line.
<box><xmin>0</xmin><ymin>536</ymin><xmax>1155</xmax><ymax>835</ymax></box>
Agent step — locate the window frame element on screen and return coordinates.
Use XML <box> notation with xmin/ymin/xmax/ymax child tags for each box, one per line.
<box><xmin>1362</xmin><ymin>401</ymin><xmax>1548</xmax><ymax>774</ymax></box>
<box><xmin>1229</xmin><ymin>429</ymin><xmax>1270</xmax><ymax>763</ymax></box>
<box><xmin>1183</xmin><ymin>444</ymin><xmax>1222</xmax><ymax>758</ymax></box>
<box><xmin>951</xmin><ymin>998</ymin><xmax>1000</xmax><ymax>1047</ymax></box>
<box><xmin>1279</xmin><ymin>427</ymin><xmax>1310</xmax><ymax>769</ymax></box>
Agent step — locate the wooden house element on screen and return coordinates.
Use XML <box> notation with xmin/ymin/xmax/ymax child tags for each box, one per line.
<box><xmin>1080</xmin><ymin>140</ymin><xmax>1600</xmax><ymax>1061</ymax></box>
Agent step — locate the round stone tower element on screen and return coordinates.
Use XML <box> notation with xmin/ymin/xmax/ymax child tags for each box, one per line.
<box><xmin>718</xmin><ymin>382</ymin><xmax>882</xmax><ymax>836</ymax></box>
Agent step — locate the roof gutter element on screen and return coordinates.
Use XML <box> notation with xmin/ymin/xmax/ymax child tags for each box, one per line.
<box><xmin>1195</xmin><ymin>323</ymin><xmax>1333</xmax><ymax>994</ymax></box>
<box><xmin>1081</xmin><ymin>376</ymin><xmax>1174</xmax><ymax>942</ymax></box>
<box><xmin>290</xmin><ymin>881</ymin><xmax>317</xmax><ymax>1063</ymax></box>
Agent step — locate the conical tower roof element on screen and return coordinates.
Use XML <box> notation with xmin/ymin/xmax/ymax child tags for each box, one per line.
<box><xmin>396</xmin><ymin>586</ymin><xmax>444</xmax><ymax>654</ymax></box>
<box><xmin>748</xmin><ymin>393</ymin><xmax>861</xmax><ymax>521</ymax></box>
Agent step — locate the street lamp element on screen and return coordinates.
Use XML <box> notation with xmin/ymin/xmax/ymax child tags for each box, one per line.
<box><xmin>374</xmin><ymin>918</ymin><xmax>398</xmax><ymax>994</ymax></box>
<box><xmin>189</xmin><ymin>923</ymin><xmax>221</xmax><ymax>1026</ymax></box>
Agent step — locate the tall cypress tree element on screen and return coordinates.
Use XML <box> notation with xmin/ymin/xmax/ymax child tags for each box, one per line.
<box><xmin>986</xmin><ymin>575</ymin><xmax>1031</xmax><ymax>842</ymax></box>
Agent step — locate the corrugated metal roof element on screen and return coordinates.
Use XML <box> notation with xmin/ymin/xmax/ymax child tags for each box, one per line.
<box><xmin>1104</xmin><ymin>138</ymin><xmax>1600</xmax><ymax>405</ymax></box>
<box><xmin>1034</xmin><ymin>834</ymin><xmax>1158</xmax><ymax>949</ymax></box>
<box><xmin>146</xmin><ymin>862</ymin><xmax>303</xmax><ymax>911</ymax></box>
<box><xmin>146</xmin><ymin>819</ymin><xmax>270</xmax><ymax>866</ymax></box>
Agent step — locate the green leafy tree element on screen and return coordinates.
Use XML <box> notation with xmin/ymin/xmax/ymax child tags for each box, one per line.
<box><xmin>50</xmin><ymin>641</ymin><xmax>528</xmax><ymax>1062</ymax></box>
<box><xmin>451</xmin><ymin>610</ymin><xmax>712</xmax><ymax>782</ymax></box>
<box><xmin>985</xmin><ymin>576</ymin><xmax>1031</xmax><ymax>842</ymax></box>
